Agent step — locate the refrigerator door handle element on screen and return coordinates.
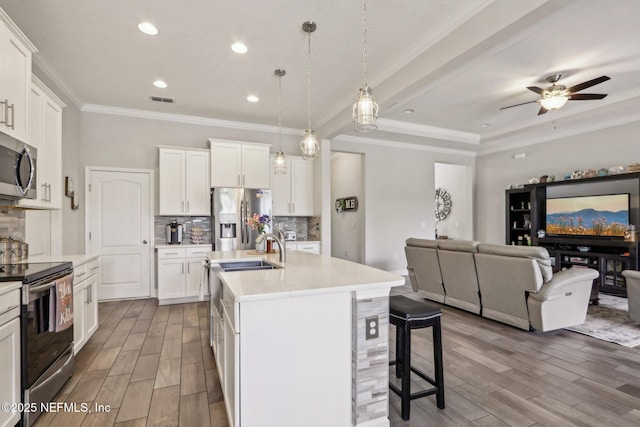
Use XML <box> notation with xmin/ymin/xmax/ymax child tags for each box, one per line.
<box><xmin>240</xmin><ymin>199</ymin><xmax>245</xmax><ymax>246</ymax></box>
<box><xmin>245</xmin><ymin>197</ymin><xmax>250</xmax><ymax>245</ymax></box>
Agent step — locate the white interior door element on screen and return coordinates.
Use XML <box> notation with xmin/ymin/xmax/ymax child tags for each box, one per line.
<box><xmin>88</xmin><ymin>169</ymin><xmax>152</xmax><ymax>300</ymax></box>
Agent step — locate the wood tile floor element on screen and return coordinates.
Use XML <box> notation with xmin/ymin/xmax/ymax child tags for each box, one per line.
<box><xmin>33</xmin><ymin>295</ymin><xmax>640</xmax><ymax>427</ymax></box>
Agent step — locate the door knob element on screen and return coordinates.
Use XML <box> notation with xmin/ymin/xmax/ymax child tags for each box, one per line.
<box><xmin>143</xmin><ymin>240</ymin><xmax>148</xmax><ymax>244</ymax></box>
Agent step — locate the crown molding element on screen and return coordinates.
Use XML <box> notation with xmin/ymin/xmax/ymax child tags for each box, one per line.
<box><xmin>31</xmin><ymin>75</ymin><xmax>66</xmax><ymax>108</ymax></box>
<box><xmin>332</xmin><ymin>134</ymin><xmax>476</xmax><ymax>157</ymax></box>
<box><xmin>376</xmin><ymin>118</ymin><xmax>480</xmax><ymax>144</ymax></box>
<box><xmin>32</xmin><ymin>55</ymin><xmax>83</xmax><ymax>108</ymax></box>
<box><xmin>0</xmin><ymin>8</ymin><xmax>37</xmax><ymax>53</ymax></box>
<box><xmin>81</xmin><ymin>104</ymin><xmax>305</xmax><ymax>136</ymax></box>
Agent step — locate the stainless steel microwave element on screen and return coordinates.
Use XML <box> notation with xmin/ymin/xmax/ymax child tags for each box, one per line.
<box><xmin>0</xmin><ymin>135</ymin><xmax>36</xmax><ymax>199</ymax></box>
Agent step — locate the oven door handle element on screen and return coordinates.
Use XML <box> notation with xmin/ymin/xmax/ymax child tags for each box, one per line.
<box><xmin>28</xmin><ymin>281</ymin><xmax>57</xmax><ymax>294</ymax></box>
<box><xmin>28</xmin><ymin>347</ymin><xmax>73</xmax><ymax>394</ymax></box>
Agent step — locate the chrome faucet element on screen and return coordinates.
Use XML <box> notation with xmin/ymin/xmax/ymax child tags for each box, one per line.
<box><xmin>256</xmin><ymin>231</ymin><xmax>286</xmax><ymax>262</ymax></box>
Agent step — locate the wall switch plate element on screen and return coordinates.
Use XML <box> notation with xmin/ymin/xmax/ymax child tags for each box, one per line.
<box><xmin>365</xmin><ymin>316</ymin><xmax>379</xmax><ymax>340</ymax></box>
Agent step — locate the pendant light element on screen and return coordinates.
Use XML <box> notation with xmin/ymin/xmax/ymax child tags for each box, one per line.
<box><xmin>353</xmin><ymin>0</ymin><xmax>378</xmax><ymax>132</ymax></box>
<box><xmin>273</xmin><ymin>69</ymin><xmax>287</xmax><ymax>175</ymax></box>
<box><xmin>301</xmin><ymin>21</ymin><xmax>319</xmax><ymax>159</ymax></box>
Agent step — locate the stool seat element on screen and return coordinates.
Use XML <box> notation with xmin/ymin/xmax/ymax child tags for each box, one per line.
<box><xmin>390</xmin><ymin>295</ymin><xmax>441</xmax><ymax>320</ymax></box>
<box><xmin>389</xmin><ymin>294</ymin><xmax>445</xmax><ymax>420</ymax></box>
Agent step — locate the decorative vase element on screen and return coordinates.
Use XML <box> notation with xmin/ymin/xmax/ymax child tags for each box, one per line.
<box><xmin>266</xmin><ymin>239</ymin><xmax>273</xmax><ymax>253</ymax></box>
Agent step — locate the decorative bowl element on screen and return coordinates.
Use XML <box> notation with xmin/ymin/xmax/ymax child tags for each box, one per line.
<box><xmin>576</xmin><ymin>246</ymin><xmax>591</xmax><ymax>252</ymax></box>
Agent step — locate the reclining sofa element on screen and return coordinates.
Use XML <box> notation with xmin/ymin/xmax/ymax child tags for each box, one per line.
<box><xmin>405</xmin><ymin>238</ymin><xmax>599</xmax><ymax>331</ymax></box>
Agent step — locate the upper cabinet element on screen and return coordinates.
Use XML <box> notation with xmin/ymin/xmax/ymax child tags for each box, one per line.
<box><xmin>209</xmin><ymin>139</ymin><xmax>270</xmax><ymax>189</ymax></box>
<box><xmin>159</xmin><ymin>147</ymin><xmax>211</xmax><ymax>216</ymax></box>
<box><xmin>0</xmin><ymin>10</ymin><xmax>36</xmax><ymax>143</ymax></box>
<box><xmin>271</xmin><ymin>156</ymin><xmax>314</xmax><ymax>216</ymax></box>
<box><xmin>18</xmin><ymin>77</ymin><xmax>64</xmax><ymax>209</ymax></box>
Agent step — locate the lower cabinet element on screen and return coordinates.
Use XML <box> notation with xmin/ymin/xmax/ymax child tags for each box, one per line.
<box><xmin>73</xmin><ymin>258</ymin><xmax>100</xmax><ymax>354</ymax></box>
<box><xmin>285</xmin><ymin>241</ymin><xmax>321</xmax><ymax>254</ymax></box>
<box><xmin>0</xmin><ymin>286</ymin><xmax>21</xmax><ymax>427</ymax></box>
<box><xmin>157</xmin><ymin>246</ymin><xmax>209</xmax><ymax>304</ymax></box>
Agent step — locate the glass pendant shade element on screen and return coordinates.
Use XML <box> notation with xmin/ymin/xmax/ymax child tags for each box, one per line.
<box><xmin>540</xmin><ymin>92</ymin><xmax>569</xmax><ymax>110</ymax></box>
<box><xmin>273</xmin><ymin>150</ymin><xmax>287</xmax><ymax>174</ymax></box>
<box><xmin>353</xmin><ymin>85</ymin><xmax>378</xmax><ymax>132</ymax></box>
<box><xmin>300</xmin><ymin>129</ymin><xmax>319</xmax><ymax>159</ymax></box>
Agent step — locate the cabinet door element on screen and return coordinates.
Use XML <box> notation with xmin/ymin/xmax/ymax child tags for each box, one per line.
<box><xmin>290</xmin><ymin>157</ymin><xmax>313</xmax><ymax>216</ymax></box>
<box><xmin>211</xmin><ymin>142</ymin><xmax>242</xmax><ymax>188</ymax></box>
<box><xmin>185</xmin><ymin>150</ymin><xmax>211</xmax><ymax>215</ymax></box>
<box><xmin>223</xmin><ymin>311</ymin><xmax>238</xmax><ymax>427</ymax></box>
<box><xmin>0</xmin><ymin>26</ymin><xmax>32</xmax><ymax>143</ymax></box>
<box><xmin>73</xmin><ymin>281</ymin><xmax>87</xmax><ymax>353</ymax></box>
<box><xmin>241</xmin><ymin>144</ymin><xmax>270</xmax><ymax>189</ymax></box>
<box><xmin>159</xmin><ymin>148</ymin><xmax>186</xmax><ymax>215</ymax></box>
<box><xmin>85</xmin><ymin>274</ymin><xmax>99</xmax><ymax>337</ymax></box>
<box><xmin>157</xmin><ymin>259</ymin><xmax>186</xmax><ymax>299</ymax></box>
<box><xmin>0</xmin><ymin>317</ymin><xmax>20</xmax><ymax>427</ymax></box>
<box><xmin>186</xmin><ymin>258</ymin><xmax>204</xmax><ymax>297</ymax></box>
<box><xmin>41</xmin><ymin>96</ymin><xmax>62</xmax><ymax>209</ymax></box>
<box><xmin>270</xmin><ymin>157</ymin><xmax>291</xmax><ymax>215</ymax></box>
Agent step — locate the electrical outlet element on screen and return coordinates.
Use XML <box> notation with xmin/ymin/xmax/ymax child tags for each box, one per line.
<box><xmin>365</xmin><ymin>316</ymin><xmax>379</xmax><ymax>340</ymax></box>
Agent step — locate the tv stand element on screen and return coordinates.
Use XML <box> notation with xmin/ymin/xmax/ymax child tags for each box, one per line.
<box><xmin>537</xmin><ymin>238</ymin><xmax>637</xmax><ymax>301</ymax></box>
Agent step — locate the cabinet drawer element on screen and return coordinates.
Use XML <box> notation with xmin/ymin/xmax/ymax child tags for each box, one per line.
<box><xmin>186</xmin><ymin>247</ymin><xmax>209</xmax><ymax>258</ymax></box>
<box><xmin>74</xmin><ymin>263</ymin><xmax>88</xmax><ymax>283</ymax></box>
<box><xmin>297</xmin><ymin>243</ymin><xmax>320</xmax><ymax>254</ymax></box>
<box><xmin>0</xmin><ymin>287</ymin><xmax>21</xmax><ymax>323</ymax></box>
<box><xmin>157</xmin><ymin>248</ymin><xmax>187</xmax><ymax>259</ymax></box>
<box><xmin>86</xmin><ymin>258</ymin><xmax>100</xmax><ymax>277</ymax></box>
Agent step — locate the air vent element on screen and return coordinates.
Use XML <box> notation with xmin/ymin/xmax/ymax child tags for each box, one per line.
<box><xmin>150</xmin><ymin>96</ymin><xmax>174</xmax><ymax>103</ymax></box>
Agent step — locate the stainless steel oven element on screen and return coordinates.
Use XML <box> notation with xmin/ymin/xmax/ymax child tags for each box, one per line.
<box><xmin>0</xmin><ymin>262</ymin><xmax>74</xmax><ymax>426</ymax></box>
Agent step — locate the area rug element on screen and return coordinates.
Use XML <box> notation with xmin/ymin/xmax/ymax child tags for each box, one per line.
<box><xmin>565</xmin><ymin>294</ymin><xmax>640</xmax><ymax>347</ymax></box>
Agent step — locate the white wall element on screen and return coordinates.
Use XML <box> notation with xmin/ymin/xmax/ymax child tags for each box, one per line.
<box><xmin>331</xmin><ymin>152</ymin><xmax>364</xmax><ymax>263</ymax></box>
<box><xmin>330</xmin><ymin>139</ymin><xmax>476</xmax><ymax>272</ymax></box>
<box><xmin>476</xmin><ymin>120</ymin><xmax>640</xmax><ymax>244</ymax></box>
<box><xmin>434</xmin><ymin>163</ymin><xmax>473</xmax><ymax>240</ymax></box>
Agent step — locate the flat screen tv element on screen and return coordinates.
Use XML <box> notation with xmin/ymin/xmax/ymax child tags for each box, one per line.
<box><xmin>546</xmin><ymin>193</ymin><xmax>630</xmax><ymax>237</ymax></box>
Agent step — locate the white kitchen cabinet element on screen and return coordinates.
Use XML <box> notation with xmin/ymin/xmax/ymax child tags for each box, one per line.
<box><xmin>158</xmin><ymin>147</ymin><xmax>210</xmax><ymax>216</ymax></box>
<box><xmin>285</xmin><ymin>241</ymin><xmax>321</xmax><ymax>254</ymax></box>
<box><xmin>209</xmin><ymin>139</ymin><xmax>270</xmax><ymax>189</ymax></box>
<box><xmin>157</xmin><ymin>246</ymin><xmax>209</xmax><ymax>304</ymax></box>
<box><xmin>0</xmin><ymin>285</ymin><xmax>21</xmax><ymax>427</ymax></box>
<box><xmin>73</xmin><ymin>257</ymin><xmax>100</xmax><ymax>354</ymax></box>
<box><xmin>0</xmin><ymin>11</ymin><xmax>35</xmax><ymax>143</ymax></box>
<box><xmin>18</xmin><ymin>76</ymin><xmax>64</xmax><ymax>209</ymax></box>
<box><xmin>271</xmin><ymin>156</ymin><xmax>313</xmax><ymax>216</ymax></box>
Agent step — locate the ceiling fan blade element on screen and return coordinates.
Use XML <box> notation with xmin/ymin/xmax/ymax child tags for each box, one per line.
<box><xmin>568</xmin><ymin>93</ymin><xmax>608</xmax><ymax>100</ymax></box>
<box><xmin>537</xmin><ymin>106</ymin><xmax>548</xmax><ymax>115</ymax></box>
<box><xmin>567</xmin><ymin>75</ymin><xmax>610</xmax><ymax>94</ymax></box>
<box><xmin>527</xmin><ymin>86</ymin><xmax>544</xmax><ymax>95</ymax></box>
<box><xmin>499</xmin><ymin>100</ymin><xmax>539</xmax><ymax>110</ymax></box>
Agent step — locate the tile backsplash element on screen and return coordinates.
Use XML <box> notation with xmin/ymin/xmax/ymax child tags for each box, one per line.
<box><xmin>0</xmin><ymin>207</ymin><xmax>25</xmax><ymax>240</ymax></box>
<box><xmin>154</xmin><ymin>216</ymin><xmax>211</xmax><ymax>245</ymax></box>
<box><xmin>273</xmin><ymin>216</ymin><xmax>321</xmax><ymax>241</ymax></box>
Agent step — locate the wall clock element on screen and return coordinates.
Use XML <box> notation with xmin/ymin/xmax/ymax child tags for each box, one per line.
<box><xmin>435</xmin><ymin>188</ymin><xmax>452</xmax><ymax>221</ymax></box>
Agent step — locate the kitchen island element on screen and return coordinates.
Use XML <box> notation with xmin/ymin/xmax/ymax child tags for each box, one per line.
<box><xmin>207</xmin><ymin>250</ymin><xmax>404</xmax><ymax>427</ymax></box>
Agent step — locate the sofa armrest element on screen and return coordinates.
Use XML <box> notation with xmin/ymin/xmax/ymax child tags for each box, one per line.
<box><xmin>528</xmin><ymin>268</ymin><xmax>599</xmax><ymax>302</ymax></box>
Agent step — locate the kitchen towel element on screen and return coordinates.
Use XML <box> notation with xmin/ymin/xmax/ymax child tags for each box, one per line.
<box><xmin>54</xmin><ymin>273</ymin><xmax>74</xmax><ymax>332</ymax></box>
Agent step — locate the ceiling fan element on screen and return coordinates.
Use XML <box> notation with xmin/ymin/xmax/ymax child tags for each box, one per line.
<box><xmin>501</xmin><ymin>74</ymin><xmax>610</xmax><ymax>115</ymax></box>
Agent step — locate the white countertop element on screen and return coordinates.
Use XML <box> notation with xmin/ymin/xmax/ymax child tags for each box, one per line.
<box><xmin>20</xmin><ymin>254</ymin><xmax>99</xmax><ymax>267</ymax></box>
<box><xmin>155</xmin><ymin>243</ymin><xmax>211</xmax><ymax>249</ymax></box>
<box><xmin>208</xmin><ymin>250</ymin><xmax>403</xmax><ymax>302</ymax></box>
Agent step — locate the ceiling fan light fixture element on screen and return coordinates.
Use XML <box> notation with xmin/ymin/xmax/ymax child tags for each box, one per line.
<box><xmin>540</xmin><ymin>87</ymin><xmax>569</xmax><ymax>110</ymax></box>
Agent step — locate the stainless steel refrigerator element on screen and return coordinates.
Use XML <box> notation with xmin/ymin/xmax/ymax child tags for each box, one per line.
<box><xmin>211</xmin><ymin>188</ymin><xmax>272</xmax><ymax>251</ymax></box>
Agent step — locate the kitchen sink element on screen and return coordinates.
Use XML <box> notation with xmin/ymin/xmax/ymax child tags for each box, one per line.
<box><xmin>219</xmin><ymin>260</ymin><xmax>280</xmax><ymax>272</ymax></box>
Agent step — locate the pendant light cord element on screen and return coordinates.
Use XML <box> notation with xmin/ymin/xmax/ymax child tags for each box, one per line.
<box><xmin>307</xmin><ymin>28</ymin><xmax>312</xmax><ymax>130</ymax></box>
<box><xmin>362</xmin><ymin>0</ymin><xmax>367</xmax><ymax>85</ymax></box>
<box><xmin>278</xmin><ymin>74</ymin><xmax>282</xmax><ymax>149</ymax></box>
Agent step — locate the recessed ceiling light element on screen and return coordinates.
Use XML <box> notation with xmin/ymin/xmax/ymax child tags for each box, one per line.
<box><xmin>138</xmin><ymin>22</ymin><xmax>158</xmax><ymax>35</ymax></box>
<box><xmin>232</xmin><ymin>42</ymin><xmax>248</xmax><ymax>54</ymax></box>
<box><xmin>404</xmin><ymin>108</ymin><xmax>415</xmax><ymax>114</ymax></box>
<box><xmin>480</xmin><ymin>123</ymin><xmax>490</xmax><ymax>128</ymax></box>
<box><xmin>246</xmin><ymin>95</ymin><xmax>259</xmax><ymax>103</ymax></box>
<box><xmin>153</xmin><ymin>80</ymin><xmax>167</xmax><ymax>89</ymax></box>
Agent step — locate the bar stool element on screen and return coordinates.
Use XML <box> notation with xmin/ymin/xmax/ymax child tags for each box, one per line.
<box><xmin>389</xmin><ymin>294</ymin><xmax>444</xmax><ymax>420</ymax></box>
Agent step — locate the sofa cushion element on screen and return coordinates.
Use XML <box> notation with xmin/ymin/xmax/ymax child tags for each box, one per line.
<box><xmin>406</xmin><ymin>238</ymin><xmax>438</xmax><ymax>249</ymax></box>
<box><xmin>437</xmin><ymin>240</ymin><xmax>479</xmax><ymax>253</ymax></box>
<box><xmin>477</xmin><ymin>244</ymin><xmax>553</xmax><ymax>282</ymax></box>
